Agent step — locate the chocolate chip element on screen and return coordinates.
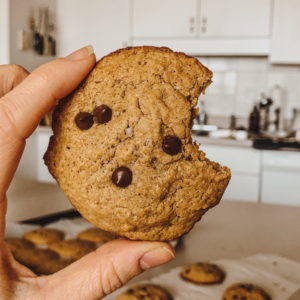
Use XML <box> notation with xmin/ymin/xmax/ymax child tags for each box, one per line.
<box><xmin>112</xmin><ymin>167</ymin><xmax>132</xmax><ymax>188</ymax></box>
<box><xmin>162</xmin><ymin>135</ymin><xmax>182</xmax><ymax>155</ymax></box>
<box><xmin>93</xmin><ymin>104</ymin><xmax>112</xmax><ymax>124</ymax></box>
<box><xmin>75</xmin><ymin>112</ymin><xmax>94</xmax><ymax>130</ymax></box>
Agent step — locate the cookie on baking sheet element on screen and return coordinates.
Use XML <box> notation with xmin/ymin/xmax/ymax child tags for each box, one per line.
<box><xmin>23</xmin><ymin>228</ymin><xmax>65</xmax><ymax>245</ymax></box>
<box><xmin>48</xmin><ymin>239</ymin><xmax>96</xmax><ymax>259</ymax></box>
<box><xmin>44</xmin><ymin>46</ymin><xmax>231</xmax><ymax>241</ymax></box>
<box><xmin>180</xmin><ymin>262</ymin><xmax>225</xmax><ymax>284</ymax></box>
<box><xmin>34</xmin><ymin>258</ymin><xmax>73</xmax><ymax>275</ymax></box>
<box><xmin>223</xmin><ymin>283</ymin><xmax>272</xmax><ymax>300</ymax></box>
<box><xmin>13</xmin><ymin>247</ymin><xmax>59</xmax><ymax>269</ymax></box>
<box><xmin>117</xmin><ymin>284</ymin><xmax>173</xmax><ymax>300</ymax></box>
<box><xmin>77</xmin><ymin>227</ymin><xmax>117</xmax><ymax>243</ymax></box>
<box><xmin>5</xmin><ymin>237</ymin><xmax>35</xmax><ymax>252</ymax></box>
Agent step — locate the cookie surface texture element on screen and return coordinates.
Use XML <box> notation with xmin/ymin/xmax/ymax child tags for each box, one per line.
<box><xmin>44</xmin><ymin>46</ymin><xmax>231</xmax><ymax>241</ymax></box>
<box><xmin>23</xmin><ymin>228</ymin><xmax>65</xmax><ymax>245</ymax></box>
<box><xmin>180</xmin><ymin>262</ymin><xmax>225</xmax><ymax>284</ymax></box>
<box><xmin>223</xmin><ymin>283</ymin><xmax>272</xmax><ymax>300</ymax></box>
<box><xmin>117</xmin><ymin>284</ymin><xmax>173</xmax><ymax>300</ymax></box>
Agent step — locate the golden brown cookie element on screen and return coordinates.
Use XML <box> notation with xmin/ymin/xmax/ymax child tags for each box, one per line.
<box><xmin>13</xmin><ymin>247</ymin><xmax>59</xmax><ymax>269</ymax></box>
<box><xmin>23</xmin><ymin>228</ymin><xmax>65</xmax><ymax>245</ymax></box>
<box><xmin>117</xmin><ymin>284</ymin><xmax>173</xmax><ymax>300</ymax></box>
<box><xmin>48</xmin><ymin>239</ymin><xmax>96</xmax><ymax>259</ymax></box>
<box><xmin>223</xmin><ymin>283</ymin><xmax>272</xmax><ymax>300</ymax></box>
<box><xmin>34</xmin><ymin>258</ymin><xmax>73</xmax><ymax>275</ymax></box>
<box><xmin>180</xmin><ymin>262</ymin><xmax>225</xmax><ymax>284</ymax></box>
<box><xmin>77</xmin><ymin>227</ymin><xmax>117</xmax><ymax>243</ymax></box>
<box><xmin>5</xmin><ymin>237</ymin><xmax>35</xmax><ymax>252</ymax></box>
<box><xmin>44</xmin><ymin>46</ymin><xmax>231</xmax><ymax>241</ymax></box>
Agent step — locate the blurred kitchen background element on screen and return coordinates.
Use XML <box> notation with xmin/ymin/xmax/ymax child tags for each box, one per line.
<box><xmin>1</xmin><ymin>0</ymin><xmax>300</xmax><ymax>221</ymax></box>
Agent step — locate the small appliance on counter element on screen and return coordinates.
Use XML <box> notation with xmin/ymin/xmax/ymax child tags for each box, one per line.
<box><xmin>248</xmin><ymin>87</ymin><xmax>288</xmax><ymax>139</ymax></box>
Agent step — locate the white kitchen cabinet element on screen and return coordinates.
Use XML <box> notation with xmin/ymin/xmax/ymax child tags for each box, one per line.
<box><xmin>133</xmin><ymin>0</ymin><xmax>197</xmax><ymax>38</ymax></box>
<box><xmin>0</xmin><ymin>0</ymin><xmax>10</xmax><ymax>64</ymax></box>
<box><xmin>199</xmin><ymin>0</ymin><xmax>272</xmax><ymax>38</ymax></box>
<box><xmin>56</xmin><ymin>0</ymin><xmax>130</xmax><ymax>59</ymax></box>
<box><xmin>261</xmin><ymin>151</ymin><xmax>300</xmax><ymax>206</ymax></box>
<box><xmin>17</xmin><ymin>127</ymin><xmax>55</xmax><ymax>183</ymax></box>
<box><xmin>198</xmin><ymin>142</ymin><xmax>261</xmax><ymax>202</ymax></box>
<box><xmin>270</xmin><ymin>0</ymin><xmax>300</xmax><ymax>64</ymax></box>
<box><xmin>133</xmin><ymin>0</ymin><xmax>271</xmax><ymax>55</ymax></box>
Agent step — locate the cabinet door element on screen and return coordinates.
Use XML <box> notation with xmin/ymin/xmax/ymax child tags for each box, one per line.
<box><xmin>56</xmin><ymin>0</ymin><xmax>130</xmax><ymax>59</ymax></box>
<box><xmin>270</xmin><ymin>0</ymin><xmax>300</xmax><ymax>64</ymax></box>
<box><xmin>133</xmin><ymin>0</ymin><xmax>197</xmax><ymax>38</ymax></box>
<box><xmin>199</xmin><ymin>0</ymin><xmax>271</xmax><ymax>37</ymax></box>
<box><xmin>198</xmin><ymin>143</ymin><xmax>261</xmax><ymax>202</ymax></box>
<box><xmin>0</xmin><ymin>0</ymin><xmax>9</xmax><ymax>64</ymax></box>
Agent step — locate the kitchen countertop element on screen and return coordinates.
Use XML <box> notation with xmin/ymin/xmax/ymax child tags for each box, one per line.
<box><xmin>130</xmin><ymin>200</ymin><xmax>300</xmax><ymax>282</ymax></box>
<box><xmin>193</xmin><ymin>135</ymin><xmax>253</xmax><ymax>148</ymax></box>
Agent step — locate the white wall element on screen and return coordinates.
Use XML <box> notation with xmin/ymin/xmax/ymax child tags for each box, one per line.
<box><xmin>9</xmin><ymin>0</ymin><xmax>56</xmax><ymax>71</ymax></box>
<box><xmin>0</xmin><ymin>0</ymin><xmax>10</xmax><ymax>64</ymax></box>
<box><xmin>198</xmin><ymin>56</ymin><xmax>300</xmax><ymax>122</ymax></box>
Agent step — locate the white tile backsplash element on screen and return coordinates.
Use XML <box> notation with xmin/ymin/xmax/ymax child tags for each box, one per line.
<box><xmin>197</xmin><ymin>56</ymin><xmax>300</xmax><ymax>125</ymax></box>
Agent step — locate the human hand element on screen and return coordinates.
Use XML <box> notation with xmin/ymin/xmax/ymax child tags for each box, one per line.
<box><xmin>0</xmin><ymin>46</ymin><xmax>175</xmax><ymax>299</ymax></box>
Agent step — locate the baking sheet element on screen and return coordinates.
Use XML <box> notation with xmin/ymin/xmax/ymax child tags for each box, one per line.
<box><xmin>5</xmin><ymin>221</ymin><xmax>300</xmax><ymax>299</ymax></box>
<box><xmin>106</xmin><ymin>254</ymin><xmax>300</xmax><ymax>300</ymax></box>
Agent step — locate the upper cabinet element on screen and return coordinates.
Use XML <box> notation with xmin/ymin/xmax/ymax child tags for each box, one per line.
<box><xmin>270</xmin><ymin>0</ymin><xmax>300</xmax><ymax>64</ymax></box>
<box><xmin>133</xmin><ymin>0</ymin><xmax>197</xmax><ymax>38</ymax></box>
<box><xmin>132</xmin><ymin>0</ymin><xmax>272</xmax><ymax>56</ymax></box>
<box><xmin>56</xmin><ymin>0</ymin><xmax>130</xmax><ymax>59</ymax></box>
<box><xmin>199</xmin><ymin>0</ymin><xmax>271</xmax><ymax>38</ymax></box>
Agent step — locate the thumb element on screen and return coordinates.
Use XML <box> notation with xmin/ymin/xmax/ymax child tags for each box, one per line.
<box><xmin>39</xmin><ymin>240</ymin><xmax>175</xmax><ymax>300</ymax></box>
<box><xmin>0</xmin><ymin>45</ymin><xmax>96</xmax><ymax>140</ymax></box>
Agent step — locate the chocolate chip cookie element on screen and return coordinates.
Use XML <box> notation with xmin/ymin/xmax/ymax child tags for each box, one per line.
<box><xmin>44</xmin><ymin>46</ymin><xmax>231</xmax><ymax>241</ymax></box>
<box><xmin>77</xmin><ymin>227</ymin><xmax>117</xmax><ymax>243</ymax></box>
<box><xmin>13</xmin><ymin>247</ymin><xmax>59</xmax><ymax>269</ymax></box>
<box><xmin>117</xmin><ymin>284</ymin><xmax>173</xmax><ymax>300</ymax></box>
<box><xmin>34</xmin><ymin>258</ymin><xmax>73</xmax><ymax>275</ymax></box>
<box><xmin>5</xmin><ymin>237</ymin><xmax>35</xmax><ymax>252</ymax></box>
<box><xmin>23</xmin><ymin>228</ymin><xmax>65</xmax><ymax>245</ymax></box>
<box><xmin>180</xmin><ymin>262</ymin><xmax>225</xmax><ymax>284</ymax></box>
<box><xmin>223</xmin><ymin>283</ymin><xmax>272</xmax><ymax>300</ymax></box>
<box><xmin>48</xmin><ymin>239</ymin><xmax>96</xmax><ymax>259</ymax></box>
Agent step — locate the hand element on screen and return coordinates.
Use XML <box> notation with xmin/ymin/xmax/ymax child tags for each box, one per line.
<box><xmin>0</xmin><ymin>46</ymin><xmax>175</xmax><ymax>299</ymax></box>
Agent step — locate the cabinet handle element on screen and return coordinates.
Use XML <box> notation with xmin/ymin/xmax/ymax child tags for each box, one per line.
<box><xmin>201</xmin><ymin>17</ymin><xmax>207</xmax><ymax>34</ymax></box>
<box><xmin>189</xmin><ymin>16</ymin><xmax>195</xmax><ymax>34</ymax></box>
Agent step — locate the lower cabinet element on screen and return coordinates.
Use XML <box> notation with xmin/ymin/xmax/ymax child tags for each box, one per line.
<box><xmin>261</xmin><ymin>151</ymin><xmax>300</xmax><ymax>205</ymax></box>
<box><xmin>199</xmin><ymin>143</ymin><xmax>261</xmax><ymax>202</ymax></box>
<box><xmin>17</xmin><ymin>130</ymin><xmax>300</xmax><ymax>205</ymax></box>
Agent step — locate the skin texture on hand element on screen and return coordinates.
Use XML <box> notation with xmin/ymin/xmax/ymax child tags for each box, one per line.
<box><xmin>0</xmin><ymin>47</ymin><xmax>175</xmax><ymax>300</ymax></box>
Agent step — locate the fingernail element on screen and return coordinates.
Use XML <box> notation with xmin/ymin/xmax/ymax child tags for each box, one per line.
<box><xmin>140</xmin><ymin>247</ymin><xmax>175</xmax><ymax>270</ymax></box>
<box><xmin>66</xmin><ymin>45</ymin><xmax>94</xmax><ymax>61</ymax></box>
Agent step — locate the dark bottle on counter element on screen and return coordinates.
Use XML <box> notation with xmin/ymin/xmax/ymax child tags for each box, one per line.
<box><xmin>248</xmin><ymin>105</ymin><xmax>260</xmax><ymax>135</ymax></box>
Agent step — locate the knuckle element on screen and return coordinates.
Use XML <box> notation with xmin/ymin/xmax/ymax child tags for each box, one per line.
<box><xmin>9</xmin><ymin>64</ymin><xmax>27</xmax><ymax>77</ymax></box>
<box><xmin>7</xmin><ymin>64</ymin><xmax>29</xmax><ymax>88</ymax></box>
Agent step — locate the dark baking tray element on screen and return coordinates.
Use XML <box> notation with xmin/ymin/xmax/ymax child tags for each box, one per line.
<box><xmin>21</xmin><ymin>209</ymin><xmax>80</xmax><ymax>225</ymax></box>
